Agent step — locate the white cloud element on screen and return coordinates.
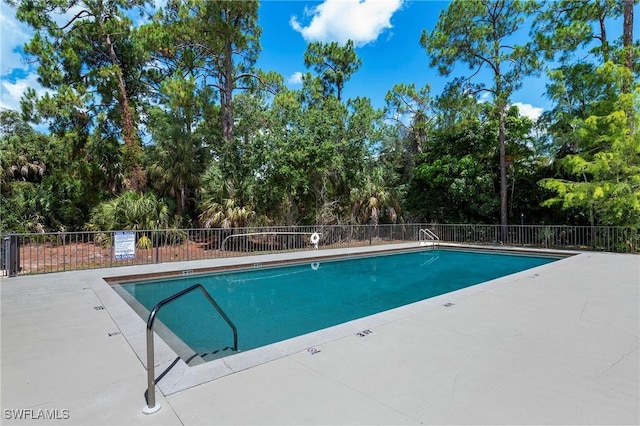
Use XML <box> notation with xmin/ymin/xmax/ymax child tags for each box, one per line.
<box><xmin>0</xmin><ymin>2</ymin><xmax>32</xmax><ymax>77</ymax></box>
<box><xmin>0</xmin><ymin>73</ymin><xmax>45</xmax><ymax>111</ymax></box>
<box><xmin>513</xmin><ymin>102</ymin><xmax>543</xmax><ymax>120</ymax></box>
<box><xmin>290</xmin><ymin>0</ymin><xmax>403</xmax><ymax>46</ymax></box>
<box><xmin>0</xmin><ymin>2</ymin><xmax>52</xmax><ymax>113</ymax></box>
<box><xmin>287</xmin><ymin>72</ymin><xmax>303</xmax><ymax>85</ymax></box>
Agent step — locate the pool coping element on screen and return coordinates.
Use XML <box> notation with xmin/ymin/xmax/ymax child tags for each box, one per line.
<box><xmin>95</xmin><ymin>243</ymin><xmax>579</xmax><ymax>397</ymax></box>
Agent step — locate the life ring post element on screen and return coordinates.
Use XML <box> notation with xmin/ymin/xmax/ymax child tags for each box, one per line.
<box><xmin>310</xmin><ymin>232</ymin><xmax>320</xmax><ymax>250</ymax></box>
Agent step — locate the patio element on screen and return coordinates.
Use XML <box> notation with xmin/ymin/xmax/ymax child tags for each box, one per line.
<box><xmin>1</xmin><ymin>245</ymin><xmax>638</xmax><ymax>425</ymax></box>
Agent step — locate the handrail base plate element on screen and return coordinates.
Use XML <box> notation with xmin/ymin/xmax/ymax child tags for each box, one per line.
<box><xmin>143</xmin><ymin>403</ymin><xmax>162</xmax><ymax>415</ymax></box>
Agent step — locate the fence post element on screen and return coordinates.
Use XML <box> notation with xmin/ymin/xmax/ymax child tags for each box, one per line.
<box><xmin>1</xmin><ymin>236</ymin><xmax>5</xmax><ymax>276</ymax></box>
<box><xmin>155</xmin><ymin>231</ymin><xmax>159</xmax><ymax>264</ymax></box>
<box><xmin>186</xmin><ymin>230</ymin><xmax>189</xmax><ymax>261</ymax></box>
<box><xmin>1</xmin><ymin>236</ymin><xmax>7</xmax><ymax>276</ymax></box>
<box><xmin>62</xmin><ymin>233</ymin><xmax>66</xmax><ymax>272</ymax></box>
<box><xmin>4</xmin><ymin>235</ymin><xmax>20</xmax><ymax>277</ymax></box>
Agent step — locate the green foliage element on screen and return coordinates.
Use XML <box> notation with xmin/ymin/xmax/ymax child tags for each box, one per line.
<box><xmin>540</xmin><ymin>89</ymin><xmax>640</xmax><ymax>226</ymax></box>
<box><xmin>199</xmin><ymin>198</ymin><xmax>256</xmax><ymax>229</ymax></box>
<box><xmin>257</xmin><ymin>88</ymin><xmax>344</xmax><ymax>223</ymax></box>
<box><xmin>85</xmin><ymin>191</ymin><xmax>169</xmax><ymax>231</ymax></box>
<box><xmin>1</xmin><ymin>121</ymin><xmax>50</xmax><ymax>188</ymax></box>
<box><xmin>12</xmin><ymin>0</ymin><xmax>149</xmax><ymax>191</ymax></box>
<box><xmin>350</xmin><ymin>166</ymin><xmax>401</xmax><ymax>225</ymax></box>
<box><xmin>535</xmin><ymin>0</ymin><xmax>639</xmax><ymax>227</ymax></box>
<box><xmin>0</xmin><ymin>108</ymin><xmax>32</xmax><ymax>136</ymax></box>
<box><xmin>148</xmin><ymin>0</ymin><xmax>262</xmax><ymax>146</ymax></box>
<box><xmin>409</xmin><ymin>153</ymin><xmax>499</xmax><ymax>223</ymax></box>
<box><xmin>533</xmin><ymin>0</ymin><xmax>624</xmax><ymax>63</ymax></box>
<box><xmin>246</xmin><ymin>41</ymin><xmax>384</xmax><ymax>225</ymax></box>
<box><xmin>421</xmin><ymin>0</ymin><xmax>542</xmax><ymax>228</ymax></box>
<box><xmin>406</xmin><ymin>102</ymin><xmax>549</xmax><ymax>224</ymax></box>
<box><xmin>136</xmin><ymin>234</ymin><xmax>152</xmax><ymax>249</ymax></box>
<box><xmin>141</xmin><ymin>0</ymin><xmax>278</xmax><ymax>227</ymax></box>
<box><xmin>145</xmin><ymin>74</ymin><xmax>210</xmax><ymax>220</ymax></box>
<box><xmin>1</xmin><ymin>110</ymin><xmax>105</xmax><ymax>232</ymax></box>
<box><xmin>384</xmin><ymin>82</ymin><xmax>433</xmax><ymax>158</ymax></box>
<box><xmin>421</xmin><ymin>0</ymin><xmax>540</xmax><ymax>90</ymax></box>
<box><xmin>304</xmin><ymin>40</ymin><xmax>362</xmax><ymax>101</ymax></box>
<box><xmin>5</xmin><ymin>0</ymin><xmax>637</xmax><ymax>232</ymax></box>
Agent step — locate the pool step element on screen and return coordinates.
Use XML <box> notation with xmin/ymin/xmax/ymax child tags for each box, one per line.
<box><xmin>199</xmin><ymin>346</ymin><xmax>238</xmax><ymax>362</ymax></box>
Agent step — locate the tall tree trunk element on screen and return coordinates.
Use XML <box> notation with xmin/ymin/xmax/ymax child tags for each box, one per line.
<box><xmin>177</xmin><ymin>187</ymin><xmax>185</xmax><ymax>217</ymax></box>
<box><xmin>105</xmin><ymin>32</ymin><xmax>145</xmax><ymax>192</ymax></box>
<box><xmin>494</xmin><ymin>40</ymin><xmax>508</xmax><ymax>242</ymax></box>
<box><xmin>623</xmin><ymin>0</ymin><xmax>634</xmax><ymax>73</ymax></box>
<box><xmin>498</xmin><ymin>105</ymin><xmax>508</xmax><ymax>242</ymax></box>
<box><xmin>221</xmin><ymin>39</ymin><xmax>235</xmax><ymax>145</ymax></box>
<box><xmin>623</xmin><ymin>0</ymin><xmax>634</xmax><ymax>130</ymax></box>
<box><xmin>596</xmin><ymin>2</ymin><xmax>616</xmax><ymax>101</ymax></box>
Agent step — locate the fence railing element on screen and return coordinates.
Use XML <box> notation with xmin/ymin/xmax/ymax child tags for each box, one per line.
<box><xmin>2</xmin><ymin>224</ymin><xmax>637</xmax><ymax>277</ymax></box>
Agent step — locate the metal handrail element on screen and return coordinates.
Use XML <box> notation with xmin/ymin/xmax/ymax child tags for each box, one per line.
<box><xmin>419</xmin><ymin>228</ymin><xmax>440</xmax><ymax>246</ymax></box>
<box><xmin>219</xmin><ymin>231</ymin><xmax>318</xmax><ymax>251</ymax></box>
<box><xmin>143</xmin><ymin>284</ymin><xmax>237</xmax><ymax>414</ymax></box>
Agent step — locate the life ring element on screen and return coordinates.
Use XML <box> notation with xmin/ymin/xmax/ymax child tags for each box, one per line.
<box><xmin>310</xmin><ymin>232</ymin><xmax>320</xmax><ymax>245</ymax></box>
<box><xmin>311</xmin><ymin>262</ymin><xmax>320</xmax><ymax>271</ymax></box>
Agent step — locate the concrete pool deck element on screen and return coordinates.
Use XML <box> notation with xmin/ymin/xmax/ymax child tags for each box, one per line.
<box><xmin>1</xmin><ymin>244</ymin><xmax>638</xmax><ymax>425</ymax></box>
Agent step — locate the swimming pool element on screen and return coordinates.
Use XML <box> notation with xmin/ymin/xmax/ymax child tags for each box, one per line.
<box><xmin>116</xmin><ymin>248</ymin><xmax>561</xmax><ymax>364</ymax></box>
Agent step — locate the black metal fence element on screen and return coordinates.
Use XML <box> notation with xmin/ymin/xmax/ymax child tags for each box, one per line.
<box><xmin>1</xmin><ymin>224</ymin><xmax>637</xmax><ymax>277</ymax></box>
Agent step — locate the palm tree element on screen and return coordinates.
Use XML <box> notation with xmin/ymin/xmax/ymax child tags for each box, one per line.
<box><xmin>350</xmin><ymin>167</ymin><xmax>401</xmax><ymax>226</ymax></box>
<box><xmin>198</xmin><ymin>160</ymin><xmax>257</xmax><ymax>228</ymax></box>
<box><xmin>146</xmin><ymin>96</ymin><xmax>208</xmax><ymax>218</ymax></box>
<box><xmin>85</xmin><ymin>191</ymin><xmax>169</xmax><ymax>231</ymax></box>
<box><xmin>199</xmin><ymin>198</ymin><xmax>256</xmax><ymax>229</ymax></box>
<box><xmin>147</xmin><ymin>141</ymin><xmax>203</xmax><ymax>218</ymax></box>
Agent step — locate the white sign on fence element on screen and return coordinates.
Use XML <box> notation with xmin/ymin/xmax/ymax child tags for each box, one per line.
<box><xmin>114</xmin><ymin>231</ymin><xmax>136</xmax><ymax>260</ymax></box>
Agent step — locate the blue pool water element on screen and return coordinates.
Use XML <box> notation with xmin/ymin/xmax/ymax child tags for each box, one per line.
<box><xmin>120</xmin><ymin>249</ymin><xmax>560</xmax><ymax>360</ymax></box>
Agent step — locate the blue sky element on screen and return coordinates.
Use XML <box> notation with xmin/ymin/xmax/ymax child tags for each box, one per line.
<box><xmin>257</xmin><ymin>0</ymin><xmax>549</xmax><ymax>118</ymax></box>
<box><xmin>1</xmin><ymin>0</ymin><xmax>636</xmax><ymax>122</ymax></box>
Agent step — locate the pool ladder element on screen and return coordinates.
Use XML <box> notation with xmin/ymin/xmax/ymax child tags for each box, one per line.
<box><xmin>143</xmin><ymin>284</ymin><xmax>237</xmax><ymax>414</ymax></box>
<box><xmin>419</xmin><ymin>228</ymin><xmax>440</xmax><ymax>248</ymax></box>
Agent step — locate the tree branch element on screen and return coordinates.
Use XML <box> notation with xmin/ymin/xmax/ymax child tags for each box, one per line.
<box><xmin>232</xmin><ymin>73</ymin><xmax>278</xmax><ymax>95</ymax></box>
<box><xmin>58</xmin><ymin>9</ymin><xmax>93</xmax><ymax>31</ymax></box>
